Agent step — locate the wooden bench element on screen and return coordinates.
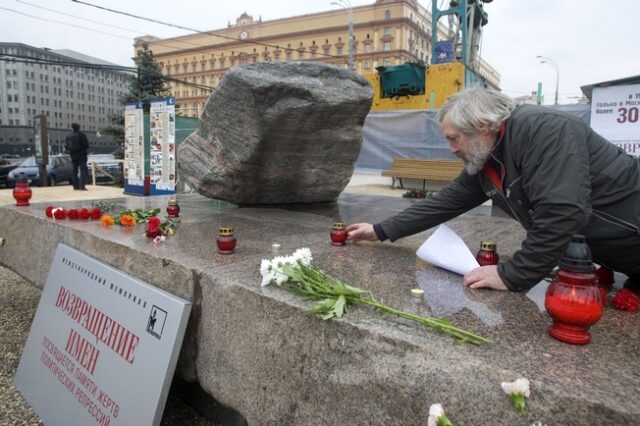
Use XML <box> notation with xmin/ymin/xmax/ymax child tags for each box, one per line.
<box><xmin>381</xmin><ymin>157</ymin><xmax>464</xmax><ymax>189</ymax></box>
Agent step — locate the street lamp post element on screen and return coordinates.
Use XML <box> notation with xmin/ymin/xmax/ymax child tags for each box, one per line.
<box><xmin>331</xmin><ymin>0</ymin><xmax>354</xmax><ymax>70</ymax></box>
<box><xmin>536</xmin><ymin>55</ymin><xmax>559</xmax><ymax>105</ymax></box>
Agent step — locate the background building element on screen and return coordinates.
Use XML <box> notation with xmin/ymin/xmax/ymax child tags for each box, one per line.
<box><xmin>0</xmin><ymin>42</ymin><xmax>128</xmax><ymax>156</ymax></box>
<box><xmin>513</xmin><ymin>91</ymin><xmax>543</xmax><ymax>106</ymax></box>
<box><xmin>136</xmin><ymin>0</ymin><xmax>500</xmax><ymax>117</ymax></box>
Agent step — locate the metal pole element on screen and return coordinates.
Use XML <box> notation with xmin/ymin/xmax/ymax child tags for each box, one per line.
<box><xmin>347</xmin><ymin>4</ymin><xmax>354</xmax><ymax>70</ymax></box>
<box><xmin>331</xmin><ymin>0</ymin><xmax>354</xmax><ymax>70</ymax></box>
<box><xmin>536</xmin><ymin>55</ymin><xmax>559</xmax><ymax>105</ymax></box>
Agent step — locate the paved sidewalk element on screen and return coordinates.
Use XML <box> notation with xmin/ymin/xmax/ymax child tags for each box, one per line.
<box><xmin>0</xmin><ymin>184</ymin><xmax>131</xmax><ymax>206</ymax></box>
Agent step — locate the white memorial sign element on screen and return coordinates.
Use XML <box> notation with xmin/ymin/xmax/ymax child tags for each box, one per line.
<box><xmin>15</xmin><ymin>244</ymin><xmax>191</xmax><ymax>426</ymax></box>
<box><xmin>590</xmin><ymin>84</ymin><xmax>640</xmax><ymax>156</ymax></box>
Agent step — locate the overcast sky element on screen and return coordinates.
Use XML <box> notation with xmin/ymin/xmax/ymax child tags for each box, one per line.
<box><xmin>1</xmin><ymin>0</ymin><xmax>638</xmax><ymax>105</ymax></box>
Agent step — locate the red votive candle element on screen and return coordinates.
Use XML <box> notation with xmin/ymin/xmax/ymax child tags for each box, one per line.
<box><xmin>476</xmin><ymin>240</ymin><xmax>499</xmax><ymax>266</ymax></box>
<box><xmin>217</xmin><ymin>226</ymin><xmax>236</xmax><ymax>254</ymax></box>
<box><xmin>330</xmin><ymin>221</ymin><xmax>347</xmax><ymax>246</ymax></box>
<box><xmin>545</xmin><ymin>235</ymin><xmax>603</xmax><ymax>345</ymax></box>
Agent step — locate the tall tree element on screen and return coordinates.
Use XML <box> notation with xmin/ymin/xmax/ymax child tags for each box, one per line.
<box><xmin>100</xmin><ymin>43</ymin><xmax>172</xmax><ymax>157</ymax></box>
<box><xmin>121</xmin><ymin>43</ymin><xmax>172</xmax><ymax>107</ymax></box>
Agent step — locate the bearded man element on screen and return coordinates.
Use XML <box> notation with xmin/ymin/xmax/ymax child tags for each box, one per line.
<box><xmin>346</xmin><ymin>88</ymin><xmax>640</xmax><ymax>292</ymax></box>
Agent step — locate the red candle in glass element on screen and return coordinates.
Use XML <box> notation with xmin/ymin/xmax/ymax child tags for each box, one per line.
<box><xmin>545</xmin><ymin>235</ymin><xmax>603</xmax><ymax>345</ymax></box>
<box><xmin>13</xmin><ymin>179</ymin><xmax>32</xmax><ymax>207</ymax></box>
<box><xmin>167</xmin><ymin>199</ymin><xmax>180</xmax><ymax>218</ymax></box>
<box><xmin>476</xmin><ymin>240</ymin><xmax>499</xmax><ymax>266</ymax></box>
<box><xmin>330</xmin><ymin>221</ymin><xmax>347</xmax><ymax>246</ymax></box>
<box><xmin>217</xmin><ymin>226</ymin><xmax>236</xmax><ymax>254</ymax></box>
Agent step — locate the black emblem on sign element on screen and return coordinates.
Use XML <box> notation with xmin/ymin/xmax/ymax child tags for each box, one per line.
<box><xmin>146</xmin><ymin>305</ymin><xmax>167</xmax><ymax>340</ymax></box>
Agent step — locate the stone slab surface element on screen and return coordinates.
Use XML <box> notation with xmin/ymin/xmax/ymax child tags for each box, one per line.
<box><xmin>0</xmin><ymin>193</ymin><xmax>638</xmax><ymax>425</ymax></box>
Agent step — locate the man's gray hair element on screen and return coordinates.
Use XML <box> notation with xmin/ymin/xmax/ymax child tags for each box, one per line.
<box><xmin>437</xmin><ymin>88</ymin><xmax>516</xmax><ymax>134</ymax></box>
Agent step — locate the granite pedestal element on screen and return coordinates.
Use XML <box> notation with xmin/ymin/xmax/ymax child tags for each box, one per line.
<box><xmin>0</xmin><ymin>193</ymin><xmax>638</xmax><ymax>425</ymax></box>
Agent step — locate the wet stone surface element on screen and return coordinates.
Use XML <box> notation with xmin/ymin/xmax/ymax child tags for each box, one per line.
<box><xmin>0</xmin><ymin>192</ymin><xmax>638</xmax><ymax>425</ymax></box>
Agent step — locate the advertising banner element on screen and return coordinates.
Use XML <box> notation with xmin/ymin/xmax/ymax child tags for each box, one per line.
<box><xmin>15</xmin><ymin>244</ymin><xmax>191</xmax><ymax>426</ymax></box>
<box><xmin>590</xmin><ymin>84</ymin><xmax>640</xmax><ymax>156</ymax></box>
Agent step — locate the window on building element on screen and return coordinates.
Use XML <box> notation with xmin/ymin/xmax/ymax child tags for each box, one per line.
<box><xmin>384</xmin><ymin>27</ymin><xmax>392</xmax><ymax>37</ymax></box>
<box><xmin>365</xmin><ymin>45</ymin><xmax>372</xmax><ymax>53</ymax></box>
<box><xmin>337</xmin><ymin>47</ymin><xmax>343</xmax><ymax>56</ymax></box>
<box><xmin>383</xmin><ymin>42</ymin><xmax>391</xmax><ymax>51</ymax></box>
<box><xmin>383</xmin><ymin>58</ymin><xmax>391</xmax><ymax>66</ymax></box>
<box><xmin>364</xmin><ymin>60</ymin><xmax>371</xmax><ymax>70</ymax></box>
<box><xmin>385</xmin><ymin>10</ymin><xmax>391</xmax><ymax>20</ymax></box>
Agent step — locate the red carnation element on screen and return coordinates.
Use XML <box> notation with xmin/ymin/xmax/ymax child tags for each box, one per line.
<box><xmin>90</xmin><ymin>207</ymin><xmax>102</xmax><ymax>220</ymax></box>
<box><xmin>612</xmin><ymin>288</ymin><xmax>639</xmax><ymax>313</ymax></box>
<box><xmin>78</xmin><ymin>208</ymin><xmax>91</xmax><ymax>220</ymax></box>
<box><xmin>67</xmin><ymin>209</ymin><xmax>79</xmax><ymax>220</ymax></box>
<box><xmin>53</xmin><ymin>208</ymin><xmax>67</xmax><ymax>220</ymax></box>
<box><xmin>146</xmin><ymin>216</ymin><xmax>162</xmax><ymax>238</ymax></box>
<box><xmin>45</xmin><ymin>205</ymin><xmax>55</xmax><ymax>218</ymax></box>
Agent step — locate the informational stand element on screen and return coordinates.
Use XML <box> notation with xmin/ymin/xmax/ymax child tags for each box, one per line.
<box><xmin>123</xmin><ymin>102</ymin><xmax>146</xmax><ymax>194</ymax></box>
<box><xmin>15</xmin><ymin>244</ymin><xmax>191</xmax><ymax>426</ymax></box>
<box><xmin>149</xmin><ymin>98</ymin><xmax>177</xmax><ymax>195</ymax></box>
<box><xmin>123</xmin><ymin>98</ymin><xmax>177</xmax><ymax>196</ymax></box>
<box><xmin>590</xmin><ymin>84</ymin><xmax>640</xmax><ymax>157</ymax></box>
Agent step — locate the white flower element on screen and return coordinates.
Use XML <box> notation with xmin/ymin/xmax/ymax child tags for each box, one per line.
<box><xmin>501</xmin><ymin>378</ymin><xmax>530</xmax><ymax>416</ymax></box>
<box><xmin>260</xmin><ymin>259</ymin><xmax>280</xmax><ymax>287</ymax></box>
<box><xmin>153</xmin><ymin>235</ymin><xmax>166</xmax><ymax>244</ymax></box>
<box><xmin>501</xmin><ymin>378</ymin><xmax>530</xmax><ymax>398</ymax></box>
<box><xmin>292</xmin><ymin>247</ymin><xmax>312</xmax><ymax>265</ymax></box>
<box><xmin>427</xmin><ymin>403</ymin><xmax>444</xmax><ymax>426</ymax></box>
<box><xmin>260</xmin><ymin>249</ymin><xmax>314</xmax><ymax>287</ymax></box>
<box><xmin>427</xmin><ymin>403</ymin><xmax>453</xmax><ymax>426</ymax></box>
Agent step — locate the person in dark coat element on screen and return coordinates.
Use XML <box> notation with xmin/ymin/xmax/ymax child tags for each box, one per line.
<box><xmin>347</xmin><ymin>88</ymin><xmax>640</xmax><ymax>294</ymax></box>
<box><xmin>65</xmin><ymin>123</ymin><xmax>89</xmax><ymax>190</ymax></box>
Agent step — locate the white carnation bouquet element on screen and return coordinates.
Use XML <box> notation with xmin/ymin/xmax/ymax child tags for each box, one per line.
<box><xmin>260</xmin><ymin>248</ymin><xmax>490</xmax><ymax>345</ymax></box>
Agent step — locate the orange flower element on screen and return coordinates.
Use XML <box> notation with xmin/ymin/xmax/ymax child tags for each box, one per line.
<box><xmin>101</xmin><ymin>214</ymin><xmax>115</xmax><ymax>225</ymax></box>
<box><xmin>120</xmin><ymin>214</ymin><xmax>136</xmax><ymax>227</ymax></box>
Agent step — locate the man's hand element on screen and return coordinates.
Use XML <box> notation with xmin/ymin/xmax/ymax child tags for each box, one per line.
<box><xmin>346</xmin><ymin>223</ymin><xmax>378</xmax><ymax>242</ymax></box>
<box><xmin>463</xmin><ymin>265</ymin><xmax>508</xmax><ymax>291</ymax></box>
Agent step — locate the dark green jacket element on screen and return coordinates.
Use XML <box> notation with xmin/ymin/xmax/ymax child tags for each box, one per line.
<box><xmin>380</xmin><ymin>105</ymin><xmax>640</xmax><ymax>291</ymax></box>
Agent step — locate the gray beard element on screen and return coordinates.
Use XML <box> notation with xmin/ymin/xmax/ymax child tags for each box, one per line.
<box><xmin>459</xmin><ymin>139</ymin><xmax>493</xmax><ymax>175</ymax></box>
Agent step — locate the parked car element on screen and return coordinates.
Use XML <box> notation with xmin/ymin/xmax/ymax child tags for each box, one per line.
<box><xmin>0</xmin><ymin>159</ymin><xmax>18</xmax><ymax>187</ymax></box>
<box><xmin>6</xmin><ymin>155</ymin><xmax>73</xmax><ymax>188</ymax></box>
<box><xmin>87</xmin><ymin>154</ymin><xmax>122</xmax><ymax>184</ymax></box>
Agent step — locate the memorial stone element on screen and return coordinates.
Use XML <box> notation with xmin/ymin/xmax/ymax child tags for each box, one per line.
<box><xmin>177</xmin><ymin>62</ymin><xmax>374</xmax><ymax>204</ymax></box>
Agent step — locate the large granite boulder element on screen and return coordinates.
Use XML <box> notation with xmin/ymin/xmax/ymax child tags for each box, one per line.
<box><xmin>178</xmin><ymin>62</ymin><xmax>373</xmax><ymax>205</ymax></box>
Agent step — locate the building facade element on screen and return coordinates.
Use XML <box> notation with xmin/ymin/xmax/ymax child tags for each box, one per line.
<box><xmin>136</xmin><ymin>0</ymin><xmax>500</xmax><ymax>117</ymax></box>
<box><xmin>0</xmin><ymin>43</ymin><xmax>128</xmax><ymax>156</ymax></box>
<box><xmin>513</xmin><ymin>91</ymin><xmax>543</xmax><ymax>106</ymax></box>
